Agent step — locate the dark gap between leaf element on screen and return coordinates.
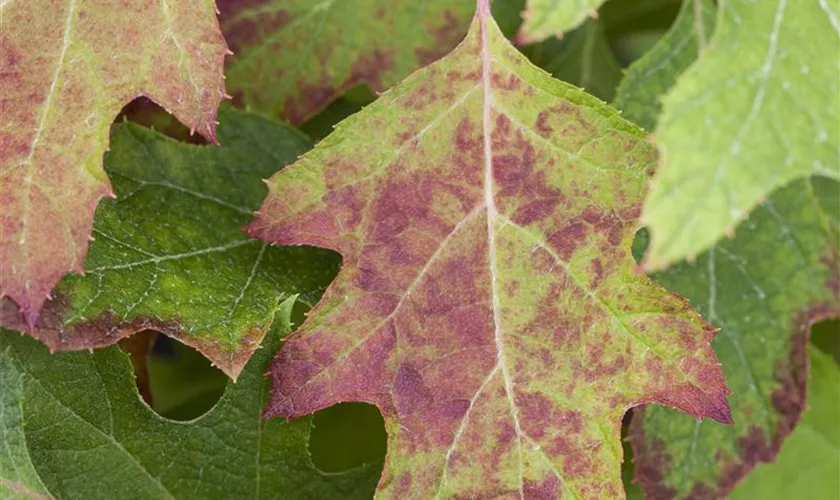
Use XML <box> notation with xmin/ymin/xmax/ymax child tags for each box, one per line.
<box><xmin>115</xmin><ymin>97</ymin><xmax>206</xmax><ymax>145</ymax></box>
<box><xmin>621</xmin><ymin>409</ymin><xmax>645</xmax><ymax>500</ymax></box>
<box><xmin>811</xmin><ymin>319</ymin><xmax>840</xmax><ymax>365</ymax></box>
<box><xmin>300</xmin><ymin>85</ymin><xmax>377</xmax><ymax>142</ymax></box>
<box><xmin>631</xmin><ymin>227</ymin><xmax>650</xmax><ymax>265</ymax></box>
<box><xmin>309</xmin><ymin>402</ymin><xmax>387</xmax><ymax>473</ymax></box>
<box><xmin>601</xmin><ymin>0</ymin><xmax>681</xmax><ymax>67</ymax></box>
<box><xmin>118</xmin><ymin>329</ymin><xmax>158</xmax><ymax>407</ymax></box>
<box><xmin>138</xmin><ymin>334</ymin><xmax>228</xmax><ymax>421</ymax></box>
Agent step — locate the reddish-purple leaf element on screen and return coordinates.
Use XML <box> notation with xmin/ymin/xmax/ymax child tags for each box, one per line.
<box><xmin>249</xmin><ymin>2</ymin><xmax>731</xmax><ymax>496</ymax></box>
<box><xmin>0</xmin><ymin>0</ymin><xmax>228</xmax><ymax>325</ymax></box>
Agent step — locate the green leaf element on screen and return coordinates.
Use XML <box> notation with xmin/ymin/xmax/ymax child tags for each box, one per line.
<box><xmin>248</xmin><ymin>3</ymin><xmax>731</xmax><ymax>496</ymax></box>
<box><xmin>630</xmin><ymin>177</ymin><xmax>840</xmax><ymax>497</ymax></box>
<box><xmin>0</xmin><ymin>298</ymin><xmax>381</xmax><ymax>500</ymax></box>
<box><xmin>613</xmin><ymin>0</ymin><xmax>716</xmax><ymax>131</ymax></box>
<box><xmin>518</xmin><ymin>0</ymin><xmax>606</xmax><ymax>43</ymax></box>
<box><xmin>219</xmin><ymin>0</ymin><xmax>476</xmax><ymax>124</ymax></box>
<box><xmin>641</xmin><ymin>0</ymin><xmax>840</xmax><ymax>270</ymax></box>
<box><xmin>523</xmin><ymin>19</ymin><xmax>622</xmax><ymax>101</ymax></box>
<box><xmin>0</xmin><ymin>0</ymin><xmax>229</xmax><ymax>325</ymax></box>
<box><xmin>0</xmin><ymin>344</ymin><xmax>53</xmax><ymax>500</ymax></box>
<box><xmin>730</xmin><ymin>345</ymin><xmax>840</xmax><ymax>500</ymax></box>
<box><xmin>1</xmin><ymin>109</ymin><xmax>339</xmax><ymax>379</ymax></box>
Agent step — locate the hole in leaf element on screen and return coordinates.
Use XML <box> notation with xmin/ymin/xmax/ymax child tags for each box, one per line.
<box><xmin>631</xmin><ymin>227</ymin><xmax>649</xmax><ymax>265</ymax></box>
<box><xmin>309</xmin><ymin>402</ymin><xmax>387</xmax><ymax>472</ymax></box>
<box><xmin>116</xmin><ymin>97</ymin><xmax>206</xmax><ymax>144</ymax></box>
<box><xmin>119</xmin><ymin>330</ymin><xmax>159</xmax><ymax>406</ymax></box>
<box><xmin>143</xmin><ymin>335</ymin><xmax>228</xmax><ymax>421</ymax></box>
<box><xmin>620</xmin><ymin>409</ymin><xmax>644</xmax><ymax>499</ymax></box>
<box><xmin>811</xmin><ymin>318</ymin><xmax>840</xmax><ymax>365</ymax></box>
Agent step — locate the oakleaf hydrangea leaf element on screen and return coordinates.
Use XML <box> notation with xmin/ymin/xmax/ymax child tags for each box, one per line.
<box><xmin>0</xmin><ymin>0</ymin><xmax>229</xmax><ymax>326</ymax></box>
<box><xmin>641</xmin><ymin>0</ymin><xmax>840</xmax><ymax>270</ymax></box>
<box><xmin>248</xmin><ymin>3</ymin><xmax>731</xmax><ymax>497</ymax></box>
<box><xmin>0</xmin><ymin>298</ymin><xmax>381</xmax><ymax>500</ymax></box>
<box><xmin>630</xmin><ymin>178</ymin><xmax>840</xmax><ymax>497</ymax></box>
<box><xmin>218</xmin><ymin>0</ymin><xmax>476</xmax><ymax>124</ymax></box>
<box><xmin>518</xmin><ymin>0</ymin><xmax>606</xmax><ymax>43</ymax></box>
<box><xmin>613</xmin><ymin>0</ymin><xmax>716</xmax><ymax>131</ymax></box>
<box><xmin>730</xmin><ymin>345</ymin><xmax>840</xmax><ymax>500</ymax></box>
<box><xmin>1</xmin><ymin>109</ymin><xmax>339</xmax><ymax>379</ymax></box>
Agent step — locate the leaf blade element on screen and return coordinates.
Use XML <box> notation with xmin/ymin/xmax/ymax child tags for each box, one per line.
<box><xmin>0</xmin><ymin>0</ymin><xmax>228</xmax><ymax>324</ymax></box>
<box><xmin>642</xmin><ymin>0</ymin><xmax>840</xmax><ymax>270</ymax></box>
<box><xmin>249</xmin><ymin>4</ymin><xmax>731</xmax><ymax>497</ymax></box>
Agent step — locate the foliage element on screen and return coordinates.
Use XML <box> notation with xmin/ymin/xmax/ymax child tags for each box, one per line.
<box><xmin>0</xmin><ymin>0</ymin><xmax>228</xmax><ymax>325</ymax></box>
<box><xmin>0</xmin><ymin>299</ymin><xmax>380</xmax><ymax>499</ymax></box>
<box><xmin>1</xmin><ymin>0</ymin><xmax>837</xmax><ymax>498</ymax></box>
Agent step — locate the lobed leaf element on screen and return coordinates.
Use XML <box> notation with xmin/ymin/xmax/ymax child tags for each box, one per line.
<box><xmin>0</xmin><ymin>298</ymin><xmax>381</xmax><ymax>499</ymax></box>
<box><xmin>0</xmin><ymin>0</ymin><xmax>228</xmax><ymax>325</ymax></box>
<box><xmin>1</xmin><ymin>109</ymin><xmax>338</xmax><ymax>379</ymax></box>
<box><xmin>641</xmin><ymin>0</ymin><xmax>840</xmax><ymax>270</ymax></box>
<box><xmin>248</xmin><ymin>3</ymin><xmax>731</xmax><ymax>497</ymax></box>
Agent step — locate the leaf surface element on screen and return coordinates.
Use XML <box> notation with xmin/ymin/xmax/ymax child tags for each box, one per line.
<box><xmin>0</xmin><ymin>0</ymin><xmax>228</xmax><ymax>325</ymax></box>
<box><xmin>248</xmin><ymin>4</ymin><xmax>731</xmax><ymax>497</ymax></box>
<box><xmin>523</xmin><ymin>19</ymin><xmax>622</xmax><ymax>102</ymax></box>
<box><xmin>730</xmin><ymin>345</ymin><xmax>840</xmax><ymax>500</ymax></box>
<box><xmin>1</xmin><ymin>109</ymin><xmax>338</xmax><ymax>379</ymax></box>
<box><xmin>518</xmin><ymin>0</ymin><xmax>606</xmax><ymax>43</ymax></box>
<box><xmin>641</xmin><ymin>0</ymin><xmax>840</xmax><ymax>270</ymax></box>
<box><xmin>0</xmin><ymin>299</ymin><xmax>381</xmax><ymax>499</ymax></box>
<box><xmin>218</xmin><ymin>0</ymin><xmax>476</xmax><ymax>124</ymax></box>
<box><xmin>0</xmin><ymin>344</ymin><xmax>52</xmax><ymax>500</ymax></box>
